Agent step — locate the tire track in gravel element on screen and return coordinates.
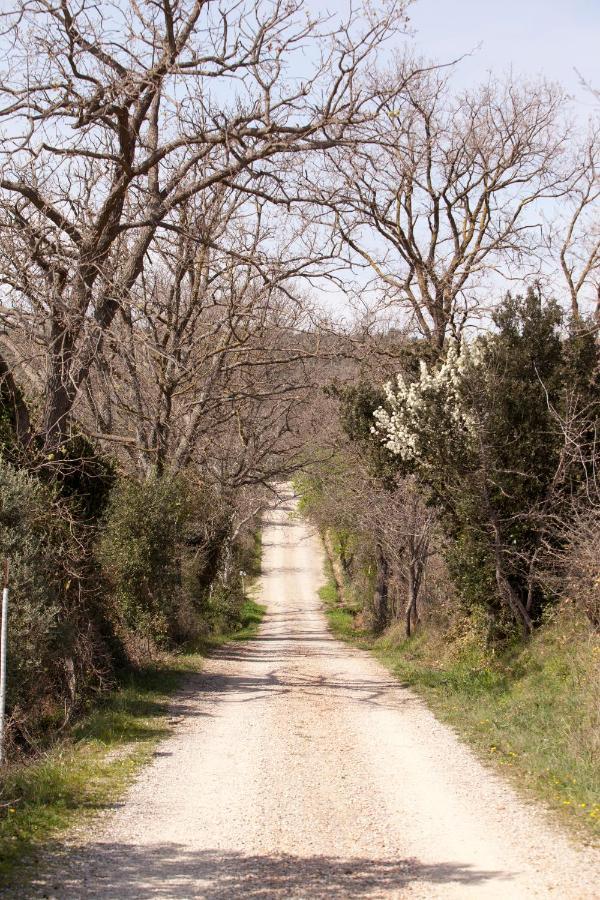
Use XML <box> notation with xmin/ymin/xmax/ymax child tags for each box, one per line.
<box><xmin>19</xmin><ymin>486</ymin><xmax>600</xmax><ymax>898</ymax></box>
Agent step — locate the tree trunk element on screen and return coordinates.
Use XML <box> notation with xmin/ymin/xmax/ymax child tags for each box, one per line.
<box><xmin>404</xmin><ymin>543</ymin><xmax>424</xmax><ymax>638</ymax></box>
<box><xmin>478</xmin><ymin>439</ymin><xmax>534</xmax><ymax>636</ymax></box>
<box><xmin>373</xmin><ymin>541</ymin><xmax>389</xmax><ymax>633</ymax></box>
<box><xmin>405</xmin><ymin>566</ymin><xmax>417</xmax><ymax>638</ymax></box>
<box><xmin>42</xmin><ymin>321</ymin><xmax>78</xmax><ymax>448</ymax></box>
<box><xmin>491</xmin><ymin>526</ymin><xmax>533</xmax><ymax>636</ymax></box>
<box><xmin>43</xmin><ymin>374</ymin><xmax>74</xmax><ymax>448</ymax></box>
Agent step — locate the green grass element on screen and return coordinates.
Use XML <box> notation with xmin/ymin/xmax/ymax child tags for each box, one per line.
<box><xmin>376</xmin><ymin>623</ymin><xmax>600</xmax><ymax>841</ymax></box>
<box><xmin>318</xmin><ymin>560</ymin><xmax>371</xmax><ymax>649</ymax></box>
<box><xmin>0</xmin><ymin>596</ymin><xmax>265</xmax><ymax>887</ymax></box>
<box><xmin>250</xmin><ymin>530</ymin><xmax>263</xmax><ymax>579</ymax></box>
<box><xmin>319</xmin><ymin>566</ymin><xmax>600</xmax><ymax>842</ymax></box>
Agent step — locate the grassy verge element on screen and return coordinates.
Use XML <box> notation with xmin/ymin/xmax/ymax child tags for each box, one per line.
<box><xmin>318</xmin><ymin>556</ymin><xmax>371</xmax><ymax>649</ymax></box>
<box><xmin>319</xmin><ymin>563</ymin><xmax>600</xmax><ymax>843</ymax></box>
<box><xmin>0</xmin><ymin>596</ymin><xmax>265</xmax><ymax>887</ymax></box>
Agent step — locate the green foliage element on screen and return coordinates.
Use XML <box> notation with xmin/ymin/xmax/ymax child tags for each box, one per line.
<box><xmin>201</xmin><ymin>580</ymin><xmax>244</xmax><ymax>633</ymax></box>
<box><xmin>445</xmin><ymin>527</ymin><xmax>497</xmax><ymax>621</ymax></box>
<box><xmin>98</xmin><ymin>475</ymin><xmax>191</xmax><ymax>646</ymax></box>
<box><xmin>179</xmin><ymin>489</ymin><xmax>236</xmax><ymax>638</ymax></box>
<box><xmin>0</xmin><ymin>459</ymin><xmax>85</xmax><ymax>747</ymax></box>
<box><xmin>0</xmin><ymin>435</ymin><xmax>260</xmax><ymax>755</ymax></box>
<box><xmin>97</xmin><ymin>476</ymin><xmax>259</xmax><ymax>648</ymax></box>
<box><xmin>332</xmin><ymin>381</ymin><xmax>397</xmax><ymax>483</ymax></box>
<box><xmin>294</xmin><ymin>470</ymin><xmax>325</xmax><ymax>518</ymax></box>
<box><xmin>375</xmin><ymin>289</ymin><xmax>600</xmax><ymax>630</ymax></box>
<box><xmin>465</xmin><ymin>294</ymin><xmax>598</xmax><ymax>624</ymax></box>
<box><xmin>196</xmin><ymin>531</ymin><xmax>263</xmax><ymax>635</ymax></box>
<box><xmin>480</xmin><ymin>291</ymin><xmax>565</xmax><ymax>515</ymax></box>
<box><xmin>318</xmin><ymin>558</ymin><xmax>372</xmax><ymax>648</ymax></box>
<box><xmin>0</xmin><ymin>404</ymin><xmax>17</xmax><ymax>456</ymax></box>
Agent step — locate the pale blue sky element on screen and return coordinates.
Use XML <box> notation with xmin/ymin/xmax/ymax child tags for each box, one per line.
<box><xmin>306</xmin><ymin>2</ymin><xmax>600</xmax><ymax>317</ymax></box>
<box><xmin>409</xmin><ymin>0</ymin><xmax>599</xmax><ymax>109</ymax></box>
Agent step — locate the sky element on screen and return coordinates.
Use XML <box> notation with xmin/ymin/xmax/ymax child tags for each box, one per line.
<box><xmin>408</xmin><ymin>0</ymin><xmax>599</xmax><ymax>112</ymax></box>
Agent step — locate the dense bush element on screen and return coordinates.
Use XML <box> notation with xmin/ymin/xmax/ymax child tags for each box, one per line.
<box><xmin>0</xmin><ymin>463</ymin><xmax>61</xmax><ymax>738</ymax></box>
<box><xmin>375</xmin><ymin>290</ymin><xmax>600</xmax><ymax>634</ymax></box>
<box><xmin>43</xmin><ymin>433</ymin><xmax>115</xmax><ymax>522</ymax></box>
<box><xmin>97</xmin><ymin>475</ymin><xmax>193</xmax><ymax>650</ymax></box>
<box><xmin>183</xmin><ymin>498</ymin><xmax>262</xmax><ymax>635</ymax></box>
<box><xmin>299</xmin><ymin>288</ymin><xmax>600</xmax><ymax>644</ymax></box>
<box><xmin>0</xmin><ymin>395</ymin><xmax>263</xmax><ymax>758</ymax></box>
<box><xmin>0</xmin><ymin>459</ymin><xmax>112</xmax><ymax>750</ymax></box>
<box><xmin>97</xmin><ymin>477</ymin><xmax>257</xmax><ymax>651</ymax></box>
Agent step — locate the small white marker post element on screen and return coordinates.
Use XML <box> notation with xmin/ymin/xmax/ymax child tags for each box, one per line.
<box><xmin>0</xmin><ymin>559</ymin><xmax>8</xmax><ymax>765</ymax></box>
<box><xmin>240</xmin><ymin>569</ymin><xmax>246</xmax><ymax>598</ymax></box>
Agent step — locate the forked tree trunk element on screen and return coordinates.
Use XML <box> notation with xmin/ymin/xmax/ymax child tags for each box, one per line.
<box><xmin>492</xmin><ymin>527</ymin><xmax>533</xmax><ymax>636</ymax></box>
<box><xmin>404</xmin><ymin>536</ymin><xmax>425</xmax><ymax>638</ymax></box>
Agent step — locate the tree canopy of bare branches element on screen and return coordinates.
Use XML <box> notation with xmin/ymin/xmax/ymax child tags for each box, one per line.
<box><xmin>0</xmin><ymin>0</ymin><xmax>406</xmax><ymax>448</ymax></box>
<box><xmin>316</xmin><ymin>67</ymin><xmax>570</xmax><ymax>349</ymax></box>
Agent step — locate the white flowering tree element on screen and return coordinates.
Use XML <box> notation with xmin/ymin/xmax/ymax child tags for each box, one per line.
<box><xmin>372</xmin><ymin>325</ymin><xmax>542</xmax><ymax>636</ymax></box>
<box><xmin>374</xmin><ymin>281</ymin><xmax>600</xmax><ymax>638</ymax></box>
<box><xmin>373</xmin><ymin>340</ymin><xmax>479</xmax><ymax>477</ymax></box>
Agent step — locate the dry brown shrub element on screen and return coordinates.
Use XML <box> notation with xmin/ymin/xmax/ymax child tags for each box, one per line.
<box><xmin>559</xmin><ymin>510</ymin><xmax>600</xmax><ymax>629</ymax></box>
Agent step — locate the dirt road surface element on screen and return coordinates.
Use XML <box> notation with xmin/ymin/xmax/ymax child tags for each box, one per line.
<box><xmin>20</xmin><ymin>487</ymin><xmax>600</xmax><ymax>898</ymax></box>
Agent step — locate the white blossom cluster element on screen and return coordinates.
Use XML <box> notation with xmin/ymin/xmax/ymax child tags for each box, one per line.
<box><xmin>372</xmin><ymin>339</ymin><xmax>483</xmax><ymax>467</ymax></box>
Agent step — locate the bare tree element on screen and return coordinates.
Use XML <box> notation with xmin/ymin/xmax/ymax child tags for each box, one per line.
<box><xmin>316</xmin><ymin>67</ymin><xmax>569</xmax><ymax>350</ymax></box>
<box><xmin>553</xmin><ymin>124</ymin><xmax>600</xmax><ymax>321</ymax></box>
<box><xmin>0</xmin><ymin>0</ymin><xmax>406</xmax><ymax>448</ymax></box>
<box><xmin>78</xmin><ymin>182</ymin><xmax>331</xmax><ymax>492</ymax></box>
<box><xmin>300</xmin><ymin>389</ymin><xmax>438</xmax><ymax>636</ymax></box>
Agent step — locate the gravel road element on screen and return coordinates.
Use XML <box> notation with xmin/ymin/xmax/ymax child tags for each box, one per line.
<box><xmin>21</xmin><ymin>487</ymin><xmax>600</xmax><ymax>899</ymax></box>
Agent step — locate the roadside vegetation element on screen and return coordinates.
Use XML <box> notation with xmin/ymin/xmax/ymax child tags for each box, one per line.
<box><xmin>0</xmin><ymin>597</ymin><xmax>264</xmax><ymax>886</ymax></box>
<box><xmin>0</xmin><ymin>442</ymin><xmax>265</xmax><ymax>757</ymax></box>
<box><xmin>309</xmin><ymin>485</ymin><xmax>600</xmax><ymax>844</ymax></box>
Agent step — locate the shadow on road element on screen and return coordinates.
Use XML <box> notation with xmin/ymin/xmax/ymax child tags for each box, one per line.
<box><xmin>169</xmin><ymin>661</ymin><xmax>414</xmax><ymax>716</ymax></box>
<box><xmin>24</xmin><ymin>845</ymin><xmax>511</xmax><ymax>898</ymax></box>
